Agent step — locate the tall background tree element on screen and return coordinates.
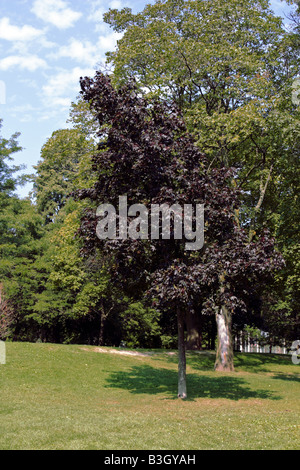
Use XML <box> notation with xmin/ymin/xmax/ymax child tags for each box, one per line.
<box><xmin>103</xmin><ymin>0</ymin><xmax>300</xmax><ymax>348</ymax></box>
<box><xmin>0</xmin><ymin>120</ymin><xmax>44</xmax><ymax>340</ymax></box>
<box><xmin>33</xmin><ymin>128</ymin><xmax>95</xmax><ymax>224</ymax></box>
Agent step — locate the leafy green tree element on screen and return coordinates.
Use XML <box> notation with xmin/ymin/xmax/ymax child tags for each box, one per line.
<box><xmin>120</xmin><ymin>301</ymin><xmax>162</xmax><ymax>349</ymax></box>
<box><xmin>46</xmin><ymin>203</ymin><xmax>111</xmax><ymax>344</ymax></box>
<box><xmin>33</xmin><ymin>128</ymin><xmax>95</xmax><ymax>224</ymax></box>
<box><xmin>0</xmin><ymin>121</ymin><xmax>41</xmax><ymax>340</ymax></box>
<box><xmin>105</xmin><ymin>0</ymin><xmax>287</xmax><ymax>107</ymax></box>
<box><xmin>104</xmin><ymin>0</ymin><xmax>300</xmax><ymax>349</ymax></box>
<box><xmin>261</xmin><ymin>120</ymin><xmax>300</xmax><ymax>344</ymax></box>
<box><xmin>104</xmin><ymin>0</ymin><xmax>298</xmax><ymax>221</ymax></box>
<box><xmin>0</xmin><ymin>195</ymin><xmax>45</xmax><ymax>340</ymax></box>
<box><xmin>0</xmin><ymin>119</ymin><xmax>24</xmax><ymax>196</ymax></box>
<box><xmin>68</xmin><ymin>97</ymin><xmax>100</xmax><ymax>142</ymax></box>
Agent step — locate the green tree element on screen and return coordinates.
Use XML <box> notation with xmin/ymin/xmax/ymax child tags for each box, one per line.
<box><xmin>0</xmin><ymin>195</ymin><xmax>45</xmax><ymax>340</ymax></box>
<box><xmin>104</xmin><ymin>0</ymin><xmax>298</xmax><ymax>217</ymax></box>
<box><xmin>104</xmin><ymin>0</ymin><xmax>300</xmax><ymax>349</ymax></box>
<box><xmin>33</xmin><ymin>128</ymin><xmax>95</xmax><ymax>224</ymax></box>
<box><xmin>120</xmin><ymin>301</ymin><xmax>162</xmax><ymax>349</ymax></box>
<box><xmin>0</xmin><ymin>121</ymin><xmax>40</xmax><ymax>340</ymax></box>
<box><xmin>0</xmin><ymin>119</ymin><xmax>24</xmax><ymax>197</ymax></box>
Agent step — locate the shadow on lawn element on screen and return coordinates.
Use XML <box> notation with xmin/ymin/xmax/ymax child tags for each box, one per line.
<box><xmin>153</xmin><ymin>351</ymin><xmax>216</xmax><ymax>371</ymax></box>
<box><xmin>233</xmin><ymin>353</ymin><xmax>292</xmax><ymax>373</ymax></box>
<box><xmin>151</xmin><ymin>350</ymin><xmax>292</xmax><ymax>374</ymax></box>
<box><xmin>105</xmin><ymin>365</ymin><xmax>281</xmax><ymax>401</ymax></box>
<box><xmin>272</xmin><ymin>373</ymin><xmax>300</xmax><ymax>383</ymax></box>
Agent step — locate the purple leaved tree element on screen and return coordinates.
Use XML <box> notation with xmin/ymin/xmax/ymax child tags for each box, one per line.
<box><xmin>76</xmin><ymin>72</ymin><xmax>283</xmax><ymax>398</ymax></box>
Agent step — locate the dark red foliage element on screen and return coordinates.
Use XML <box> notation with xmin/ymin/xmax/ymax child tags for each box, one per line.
<box><xmin>76</xmin><ymin>72</ymin><xmax>284</xmax><ymax>314</ymax></box>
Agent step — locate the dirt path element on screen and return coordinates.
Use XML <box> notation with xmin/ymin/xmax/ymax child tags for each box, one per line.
<box><xmin>80</xmin><ymin>346</ymin><xmax>153</xmax><ymax>357</ymax></box>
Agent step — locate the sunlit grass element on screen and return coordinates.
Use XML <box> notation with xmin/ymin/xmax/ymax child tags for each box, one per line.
<box><xmin>0</xmin><ymin>342</ymin><xmax>299</xmax><ymax>450</ymax></box>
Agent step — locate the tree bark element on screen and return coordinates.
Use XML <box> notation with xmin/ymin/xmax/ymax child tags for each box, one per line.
<box><xmin>177</xmin><ymin>307</ymin><xmax>187</xmax><ymax>399</ymax></box>
<box><xmin>98</xmin><ymin>304</ymin><xmax>113</xmax><ymax>346</ymax></box>
<box><xmin>249</xmin><ymin>163</ymin><xmax>273</xmax><ymax>243</ymax></box>
<box><xmin>98</xmin><ymin>306</ymin><xmax>105</xmax><ymax>346</ymax></box>
<box><xmin>214</xmin><ymin>305</ymin><xmax>234</xmax><ymax>372</ymax></box>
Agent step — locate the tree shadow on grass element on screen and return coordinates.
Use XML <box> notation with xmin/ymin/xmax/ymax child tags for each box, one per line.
<box><xmin>233</xmin><ymin>353</ymin><xmax>292</xmax><ymax>373</ymax></box>
<box><xmin>105</xmin><ymin>365</ymin><xmax>281</xmax><ymax>401</ymax></box>
<box><xmin>272</xmin><ymin>373</ymin><xmax>300</xmax><ymax>383</ymax></box>
<box><xmin>152</xmin><ymin>351</ymin><xmax>292</xmax><ymax>374</ymax></box>
<box><xmin>152</xmin><ymin>351</ymin><xmax>216</xmax><ymax>372</ymax></box>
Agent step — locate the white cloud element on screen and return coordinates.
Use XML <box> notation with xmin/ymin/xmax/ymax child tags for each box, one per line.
<box><xmin>0</xmin><ymin>17</ymin><xmax>44</xmax><ymax>42</ymax></box>
<box><xmin>51</xmin><ymin>38</ymin><xmax>98</xmax><ymax>66</ymax></box>
<box><xmin>97</xmin><ymin>31</ymin><xmax>123</xmax><ymax>51</ymax></box>
<box><xmin>0</xmin><ymin>55</ymin><xmax>47</xmax><ymax>71</ymax></box>
<box><xmin>31</xmin><ymin>0</ymin><xmax>82</xmax><ymax>29</ymax></box>
<box><xmin>42</xmin><ymin>66</ymin><xmax>95</xmax><ymax>109</ymax></box>
<box><xmin>50</xmin><ymin>32</ymin><xmax>122</xmax><ymax>66</ymax></box>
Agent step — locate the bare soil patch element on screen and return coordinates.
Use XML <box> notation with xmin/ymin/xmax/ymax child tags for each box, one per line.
<box><xmin>80</xmin><ymin>346</ymin><xmax>152</xmax><ymax>357</ymax></box>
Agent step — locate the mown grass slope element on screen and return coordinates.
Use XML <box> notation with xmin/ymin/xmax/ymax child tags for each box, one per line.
<box><xmin>0</xmin><ymin>342</ymin><xmax>299</xmax><ymax>450</ymax></box>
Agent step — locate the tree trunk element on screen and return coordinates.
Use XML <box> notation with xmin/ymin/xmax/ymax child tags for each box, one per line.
<box><xmin>98</xmin><ymin>304</ymin><xmax>113</xmax><ymax>346</ymax></box>
<box><xmin>99</xmin><ymin>308</ymin><xmax>105</xmax><ymax>346</ymax></box>
<box><xmin>269</xmin><ymin>340</ymin><xmax>273</xmax><ymax>354</ymax></box>
<box><xmin>177</xmin><ymin>307</ymin><xmax>187</xmax><ymax>399</ymax></box>
<box><xmin>214</xmin><ymin>305</ymin><xmax>234</xmax><ymax>372</ymax></box>
<box><xmin>249</xmin><ymin>163</ymin><xmax>273</xmax><ymax>243</ymax></box>
<box><xmin>186</xmin><ymin>309</ymin><xmax>202</xmax><ymax>350</ymax></box>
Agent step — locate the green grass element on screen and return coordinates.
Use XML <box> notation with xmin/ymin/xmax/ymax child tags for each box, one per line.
<box><xmin>0</xmin><ymin>342</ymin><xmax>299</xmax><ymax>450</ymax></box>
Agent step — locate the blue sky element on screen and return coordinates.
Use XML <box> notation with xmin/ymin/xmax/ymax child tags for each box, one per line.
<box><xmin>0</xmin><ymin>0</ymin><xmax>294</xmax><ymax>198</ymax></box>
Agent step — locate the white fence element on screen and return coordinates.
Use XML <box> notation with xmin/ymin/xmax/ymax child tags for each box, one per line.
<box><xmin>234</xmin><ymin>332</ymin><xmax>288</xmax><ymax>354</ymax></box>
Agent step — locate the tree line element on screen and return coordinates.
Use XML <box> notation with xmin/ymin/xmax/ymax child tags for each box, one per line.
<box><xmin>0</xmin><ymin>0</ymin><xmax>299</xmax><ymax>393</ymax></box>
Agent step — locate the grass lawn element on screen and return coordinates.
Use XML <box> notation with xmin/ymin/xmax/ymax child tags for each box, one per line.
<box><xmin>0</xmin><ymin>342</ymin><xmax>299</xmax><ymax>450</ymax></box>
